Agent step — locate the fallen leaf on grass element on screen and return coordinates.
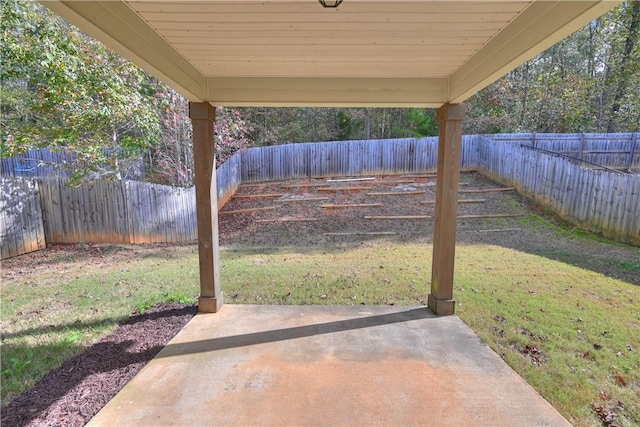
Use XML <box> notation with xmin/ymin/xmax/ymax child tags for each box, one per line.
<box><xmin>591</xmin><ymin>400</ymin><xmax>625</xmax><ymax>427</ymax></box>
<box><xmin>517</xmin><ymin>344</ymin><xmax>546</xmax><ymax>365</ymax></box>
<box><xmin>593</xmin><ymin>343</ymin><xmax>604</xmax><ymax>350</ymax></box>
<box><xmin>520</xmin><ymin>328</ymin><xmax>549</xmax><ymax>342</ymax></box>
<box><xmin>493</xmin><ymin>315</ymin><xmax>506</xmax><ymax>323</ymax></box>
<box><xmin>613</xmin><ymin>375</ymin><xmax>627</xmax><ymax>387</ymax></box>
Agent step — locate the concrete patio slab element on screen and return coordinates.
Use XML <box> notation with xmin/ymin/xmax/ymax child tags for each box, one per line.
<box><xmin>88</xmin><ymin>305</ymin><xmax>570</xmax><ymax>427</ymax></box>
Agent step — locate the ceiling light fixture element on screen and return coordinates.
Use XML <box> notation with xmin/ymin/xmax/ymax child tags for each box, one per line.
<box><xmin>318</xmin><ymin>0</ymin><xmax>344</xmax><ymax>8</ymax></box>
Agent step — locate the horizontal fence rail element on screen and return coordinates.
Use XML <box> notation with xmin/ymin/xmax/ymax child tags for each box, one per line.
<box><xmin>1</xmin><ymin>133</ymin><xmax>638</xmax><ymax>258</ymax></box>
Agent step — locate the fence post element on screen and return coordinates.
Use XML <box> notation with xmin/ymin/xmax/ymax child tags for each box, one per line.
<box><xmin>124</xmin><ymin>181</ymin><xmax>135</xmax><ymax>244</ymax></box>
<box><xmin>628</xmin><ymin>132</ymin><xmax>638</xmax><ymax>172</ymax></box>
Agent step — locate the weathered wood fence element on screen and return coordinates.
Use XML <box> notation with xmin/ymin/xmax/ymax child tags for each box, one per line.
<box><xmin>0</xmin><ymin>153</ymin><xmax>242</xmax><ymax>257</ymax></box>
<box><xmin>490</xmin><ymin>133</ymin><xmax>639</xmax><ymax>171</ymax></box>
<box><xmin>2</xmin><ymin>133</ymin><xmax>638</xmax><ymax>258</ymax></box>
<box><xmin>0</xmin><ymin>178</ymin><xmax>46</xmax><ymax>259</ymax></box>
<box><xmin>238</xmin><ymin>136</ymin><xmax>479</xmax><ymax>182</ymax></box>
<box><xmin>475</xmin><ymin>136</ymin><xmax>640</xmax><ymax>246</ymax></box>
<box><xmin>0</xmin><ymin>147</ymin><xmax>145</xmax><ymax>179</ymax></box>
<box><xmin>38</xmin><ymin>179</ymin><xmax>196</xmax><ymax>244</ymax></box>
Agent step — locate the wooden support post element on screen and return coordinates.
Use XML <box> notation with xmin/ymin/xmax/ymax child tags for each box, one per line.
<box><xmin>189</xmin><ymin>102</ymin><xmax>223</xmax><ymax>313</ymax></box>
<box><xmin>428</xmin><ymin>103</ymin><xmax>465</xmax><ymax>316</ymax></box>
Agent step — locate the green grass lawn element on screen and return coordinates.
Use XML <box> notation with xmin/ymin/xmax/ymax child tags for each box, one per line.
<box><xmin>1</xmin><ymin>227</ymin><xmax>639</xmax><ymax>426</ymax></box>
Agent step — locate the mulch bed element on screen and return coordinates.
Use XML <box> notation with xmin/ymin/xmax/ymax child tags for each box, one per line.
<box><xmin>1</xmin><ymin>302</ymin><xmax>197</xmax><ymax>427</ymax></box>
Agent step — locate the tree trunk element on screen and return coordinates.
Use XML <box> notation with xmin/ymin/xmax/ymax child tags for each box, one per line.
<box><xmin>607</xmin><ymin>1</ymin><xmax>640</xmax><ymax>133</ymax></box>
<box><xmin>519</xmin><ymin>61</ymin><xmax>530</xmax><ymax>129</ymax></box>
<box><xmin>364</xmin><ymin>108</ymin><xmax>372</xmax><ymax>139</ymax></box>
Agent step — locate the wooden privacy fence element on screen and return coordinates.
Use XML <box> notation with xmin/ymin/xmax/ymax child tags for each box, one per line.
<box><xmin>238</xmin><ymin>136</ymin><xmax>480</xmax><ymax>182</ymax></box>
<box><xmin>0</xmin><ymin>156</ymin><xmax>243</xmax><ymax>257</ymax></box>
<box><xmin>1</xmin><ymin>133</ymin><xmax>638</xmax><ymax>258</ymax></box>
<box><xmin>476</xmin><ymin>136</ymin><xmax>640</xmax><ymax>246</ymax></box>
<box><xmin>38</xmin><ymin>179</ymin><xmax>196</xmax><ymax>244</ymax></box>
<box><xmin>0</xmin><ymin>178</ymin><xmax>46</xmax><ymax>259</ymax></box>
<box><xmin>490</xmin><ymin>133</ymin><xmax>639</xmax><ymax>171</ymax></box>
<box><xmin>0</xmin><ymin>147</ymin><xmax>145</xmax><ymax>180</ymax></box>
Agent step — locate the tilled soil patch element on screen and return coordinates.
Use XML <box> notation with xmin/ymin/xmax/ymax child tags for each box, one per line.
<box><xmin>219</xmin><ymin>172</ymin><xmax>526</xmax><ymax>247</ymax></box>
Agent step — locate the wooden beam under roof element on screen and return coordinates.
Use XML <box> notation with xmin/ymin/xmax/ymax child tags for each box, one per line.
<box><xmin>204</xmin><ymin>77</ymin><xmax>448</xmax><ymax>107</ymax></box>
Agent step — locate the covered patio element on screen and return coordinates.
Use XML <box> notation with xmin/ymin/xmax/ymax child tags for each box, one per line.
<box><xmin>42</xmin><ymin>0</ymin><xmax>620</xmax><ymax>316</ymax></box>
<box><xmin>41</xmin><ymin>0</ymin><xmax>620</xmax><ymax>425</ymax></box>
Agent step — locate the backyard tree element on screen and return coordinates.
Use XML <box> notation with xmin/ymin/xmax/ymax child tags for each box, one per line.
<box><xmin>240</xmin><ymin>107</ymin><xmax>439</xmax><ymax>146</ymax></box>
<box><xmin>146</xmin><ymin>87</ymin><xmax>251</xmax><ymax>187</ymax></box>
<box><xmin>1</xmin><ymin>0</ymin><xmax>161</xmax><ymax>184</ymax></box>
<box><xmin>1</xmin><ymin>0</ymin><xmax>253</xmax><ymax>186</ymax></box>
<box><xmin>463</xmin><ymin>1</ymin><xmax>640</xmax><ymax>134</ymax></box>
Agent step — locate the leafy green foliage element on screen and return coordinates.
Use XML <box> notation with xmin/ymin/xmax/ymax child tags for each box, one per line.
<box><xmin>145</xmin><ymin>86</ymin><xmax>252</xmax><ymax>186</ymax></box>
<box><xmin>1</xmin><ymin>0</ymin><xmax>253</xmax><ymax>186</ymax></box>
<box><xmin>1</xmin><ymin>0</ymin><xmax>161</xmax><ymax>184</ymax></box>
<box><xmin>214</xmin><ymin>107</ymin><xmax>251</xmax><ymax>164</ymax></box>
<box><xmin>1</xmin><ymin>351</ymin><xmax>33</xmax><ymax>378</ymax></box>
<box><xmin>464</xmin><ymin>1</ymin><xmax>640</xmax><ymax>134</ymax></box>
<box><xmin>405</xmin><ymin>109</ymin><xmax>438</xmax><ymax>137</ymax></box>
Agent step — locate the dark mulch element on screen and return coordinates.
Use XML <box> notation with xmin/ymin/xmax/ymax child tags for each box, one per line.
<box><xmin>1</xmin><ymin>302</ymin><xmax>197</xmax><ymax>427</ymax></box>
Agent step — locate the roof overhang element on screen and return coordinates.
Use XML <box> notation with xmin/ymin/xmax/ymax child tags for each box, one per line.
<box><xmin>41</xmin><ymin>0</ymin><xmax>621</xmax><ymax>107</ymax></box>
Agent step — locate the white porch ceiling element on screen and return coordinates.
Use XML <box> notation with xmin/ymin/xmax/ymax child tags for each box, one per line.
<box><xmin>41</xmin><ymin>0</ymin><xmax>621</xmax><ymax>107</ymax></box>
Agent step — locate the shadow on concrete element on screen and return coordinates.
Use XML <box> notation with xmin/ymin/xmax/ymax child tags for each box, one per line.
<box><xmin>158</xmin><ymin>307</ymin><xmax>434</xmax><ymax>358</ymax></box>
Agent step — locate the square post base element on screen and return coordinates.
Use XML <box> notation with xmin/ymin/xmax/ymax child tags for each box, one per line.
<box><xmin>198</xmin><ymin>294</ymin><xmax>224</xmax><ymax>313</ymax></box>
<box><xmin>428</xmin><ymin>294</ymin><xmax>456</xmax><ymax>315</ymax></box>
